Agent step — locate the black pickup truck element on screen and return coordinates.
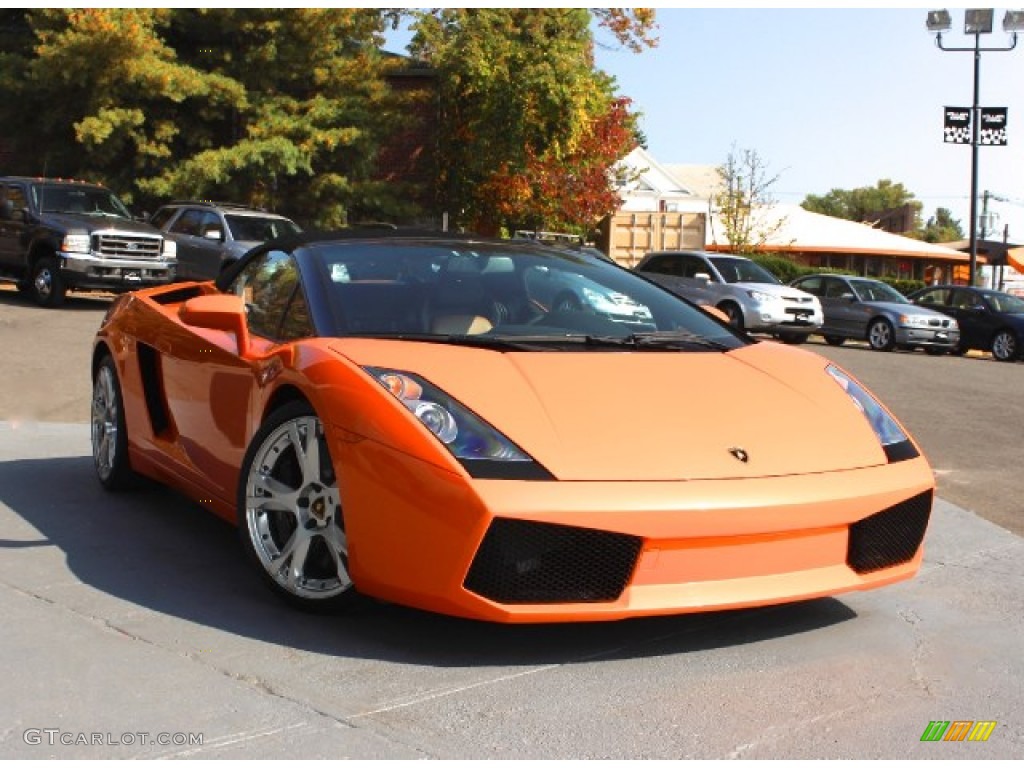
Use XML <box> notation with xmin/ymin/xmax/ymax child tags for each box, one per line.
<box><xmin>0</xmin><ymin>176</ymin><xmax>177</xmax><ymax>307</ymax></box>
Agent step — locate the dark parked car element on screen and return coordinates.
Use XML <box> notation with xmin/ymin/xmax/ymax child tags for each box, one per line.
<box><xmin>909</xmin><ymin>284</ymin><xmax>1024</xmax><ymax>361</ymax></box>
<box><xmin>150</xmin><ymin>201</ymin><xmax>300</xmax><ymax>280</ymax></box>
<box><xmin>790</xmin><ymin>274</ymin><xmax>959</xmax><ymax>354</ymax></box>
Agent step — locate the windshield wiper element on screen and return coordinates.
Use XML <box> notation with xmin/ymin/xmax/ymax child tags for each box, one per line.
<box><xmin>343</xmin><ymin>331</ymin><xmax>731</xmax><ymax>352</ymax></box>
<box><xmin>346</xmin><ymin>332</ymin><xmax>554</xmax><ymax>351</ymax></box>
<box><xmin>585</xmin><ymin>331</ymin><xmax>733</xmax><ymax>351</ymax></box>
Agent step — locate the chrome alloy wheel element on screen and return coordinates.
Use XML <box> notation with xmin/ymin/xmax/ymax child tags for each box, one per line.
<box><xmin>868</xmin><ymin>319</ymin><xmax>894</xmax><ymax>351</ymax></box>
<box><xmin>991</xmin><ymin>330</ymin><xmax>1018</xmax><ymax>362</ymax></box>
<box><xmin>244</xmin><ymin>415</ymin><xmax>352</xmax><ymax>601</ymax></box>
<box><xmin>91</xmin><ymin>363</ymin><xmax>120</xmax><ymax>483</ymax></box>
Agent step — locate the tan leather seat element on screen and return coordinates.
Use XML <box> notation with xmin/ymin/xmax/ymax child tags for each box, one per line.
<box><xmin>431</xmin><ymin>314</ymin><xmax>493</xmax><ymax>335</ymax></box>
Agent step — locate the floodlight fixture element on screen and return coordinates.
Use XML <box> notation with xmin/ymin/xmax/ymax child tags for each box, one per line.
<box><xmin>926</xmin><ymin>7</ymin><xmax>1020</xmax><ymax>287</ymax></box>
<box><xmin>926</xmin><ymin>9</ymin><xmax>952</xmax><ymax>32</ymax></box>
<box><xmin>964</xmin><ymin>8</ymin><xmax>994</xmax><ymax>34</ymax></box>
<box><xmin>1003</xmin><ymin>10</ymin><xmax>1024</xmax><ymax>32</ymax></box>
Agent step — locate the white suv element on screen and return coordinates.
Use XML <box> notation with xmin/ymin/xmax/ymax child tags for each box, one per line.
<box><xmin>635</xmin><ymin>250</ymin><xmax>823</xmax><ymax>343</ymax></box>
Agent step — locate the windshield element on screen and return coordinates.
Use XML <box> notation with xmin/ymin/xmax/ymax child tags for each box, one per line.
<box><xmin>982</xmin><ymin>290</ymin><xmax>1024</xmax><ymax>313</ymax></box>
<box><xmin>302</xmin><ymin>240</ymin><xmax>744</xmax><ymax>351</ymax></box>
<box><xmin>708</xmin><ymin>256</ymin><xmax>780</xmax><ymax>285</ymax></box>
<box><xmin>33</xmin><ymin>184</ymin><xmax>131</xmax><ymax>218</ymax></box>
<box><xmin>226</xmin><ymin>214</ymin><xmax>301</xmax><ymax>242</ymax></box>
<box><xmin>850</xmin><ymin>279</ymin><xmax>908</xmax><ymax>304</ymax></box>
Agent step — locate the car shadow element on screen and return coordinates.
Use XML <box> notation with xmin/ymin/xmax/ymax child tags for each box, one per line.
<box><xmin>0</xmin><ymin>455</ymin><xmax>858</xmax><ymax>667</ymax></box>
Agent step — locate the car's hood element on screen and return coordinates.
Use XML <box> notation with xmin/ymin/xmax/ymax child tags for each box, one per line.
<box><xmin>46</xmin><ymin>213</ymin><xmax>160</xmax><ymax>236</ymax></box>
<box><xmin>329</xmin><ymin>339</ymin><xmax>888</xmax><ymax>481</ymax></box>
<box><xmin>733</xmin><ymin>282</ymin><xmax>817</xmax><ymax>301</ymax></box>
<box><xmin>863</xmin><ymin>301</ymin><xmax>946</xmax><ymax>318</ymax></box>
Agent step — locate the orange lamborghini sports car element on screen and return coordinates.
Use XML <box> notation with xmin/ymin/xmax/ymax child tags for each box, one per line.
<box><xmin>91</xmin><ymin>232</ymin><xmax>934</xmax><ymax>623</ymax></box>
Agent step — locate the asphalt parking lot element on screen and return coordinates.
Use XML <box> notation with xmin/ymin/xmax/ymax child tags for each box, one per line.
<box><xmin>1</xmin><ymin>285</ymin><xmax>1022</xmax><ymax>758</ymax></box>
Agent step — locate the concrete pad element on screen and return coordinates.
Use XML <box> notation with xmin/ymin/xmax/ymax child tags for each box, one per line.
<box><xmin>1</xmin><ymin>421</ymin><xmax>1021</xmax><ymax>758</ymax></box>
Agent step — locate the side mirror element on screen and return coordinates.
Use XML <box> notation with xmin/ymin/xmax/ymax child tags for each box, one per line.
<box><xmin>203</xmin><ymin>228</ymin><xmax>224</xmax><ymax>242</ymax></box>
<box><xmin>694</xmin><ymin>272</ymin><xmax>711</xmax><ymax>284</ymax></box>
<box><xmin>179</xmin><ymin>294</ymin><xmax>249</xmax><ymax>356</ymax></box>
<box><xmin>840</xmin><ymin>292</ymin><xmax>856</xmax><ymax>302</ymax></box>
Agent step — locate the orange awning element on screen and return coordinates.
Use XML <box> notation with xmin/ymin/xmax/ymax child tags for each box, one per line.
<box><xmin>1008</xmin><ymin>247</ymin><xmax>1024</xmax><ymax>273</ymax></box>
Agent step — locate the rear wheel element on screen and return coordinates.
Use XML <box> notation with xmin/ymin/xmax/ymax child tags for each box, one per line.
<box><xmin>238</xmin><ymin>401</ymin><xmax>363</xmax><ymax>612</ymax></box>
<box><xmin>553</xmin><ymin>293</ymin><xmax>582</xmax><ymax>313</ymax></box>
<box><xmin>823</xmin><ymin>335</ymin><xmax>846</xmax><ymax>347</ymax></box>
<box><xmin>91</xmin><ymin>355</ymin><xmax>136</xmax><ymax>490</ymax></box>
<box><xmin>867</xmin><ymin>319</ymin><xmax>895</xmax><ymax>351</ymax></box>
<box><xmin>925</xmin><ymin>347</ymin><xmax>947</xmax><ymax>356</ymax></box>
<box><xmin>991</xmin><ymin>329</ymin><xmax>1019</xmax><ymax>362</ymax></box>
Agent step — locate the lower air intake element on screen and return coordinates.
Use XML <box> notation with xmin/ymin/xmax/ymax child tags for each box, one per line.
<box><xmin>847</xmin><ymin>490</ymin><xmax>933</xmax><ymax>573</ymax></box>
<box><xmin>464</xmin><ymin>519</ymin><xmax>643</xmax><ymax>604</ymax></box>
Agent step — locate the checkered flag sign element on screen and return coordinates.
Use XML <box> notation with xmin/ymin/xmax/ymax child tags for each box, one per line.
<box><xmin>944</xmin><ymin>107</ymin><xmax>971</xmax><ymax>144</ymax></box>
<box><xmin>980</xmin><ymin>108</ymin><xmax>1008</xmax><ymax>146</ymax></box>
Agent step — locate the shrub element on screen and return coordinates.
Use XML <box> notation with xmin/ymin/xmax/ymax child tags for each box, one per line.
<box><xmin>751</xmin><ymin>254</ymin><xmax>855</xmax><ymax>283</ymax></box>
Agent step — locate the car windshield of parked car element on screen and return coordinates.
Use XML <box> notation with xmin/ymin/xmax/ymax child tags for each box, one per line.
<box><xmin>707</xmin><ymin>256</ymin><xmax>781</xmax><ymax>285</ymax></box>
<box><xmin>34</xmin><ymin>184</ymin><xmax>131</xmax><ymax>218</ymax></box>
<box><xmin>850</xmin><ymin>279</ymin><xmax>908</xmax><ymax>304</ymax></box>
<box><xmin>302</xmin><ymin>240</ymin><xmax>744</xmax><ymax>351</ymax></box>
<box><xmin>226</xmin><ymin>215</ymin><xmax>301</xmax><ymax>243</ymax></box>
<box><xmin>982</xmin><ymin>290</ymin><xmax>1024</xmax><ymax>314</ymax></box>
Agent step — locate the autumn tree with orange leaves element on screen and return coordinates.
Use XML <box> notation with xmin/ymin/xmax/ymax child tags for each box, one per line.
<box><xmin>409</xmin><ymin>9</ymin><xmax>657</xmax><ymax>236</ymax></box>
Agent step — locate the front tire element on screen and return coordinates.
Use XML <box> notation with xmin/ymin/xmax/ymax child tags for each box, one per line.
<box><xmin>91</xmin><ymin>355</ymin><xmax>136</xmax><ymax>490</ymax></box>
<box><xmin>777</xmin><ymin>332</ymin><xmax>808</xmax><ymax>345</ymax></box>
<box><xmin>31</xmin><ymin>255</ymin><xmax>66</xmax><ymax>308</ymax></box>
<box><xmin>238</xmin><ymin>401</ymin><xmax>362</xmax><ymax>612</ymax></box>
<box><xmin>991</xmin><ymin>329</ymin><xmax>1019</xmax><ymax>362</ymax></box>
<box><xmin>823</xmin><ymin>335</ymin><xmax>846</xmax><ymax>347</ymax></box>
<box><xmin>867</xmin><ymin>319</ymin><xmax>895</xmax><ymax>351</ymax></box>
<box><xmin>719</xmin><ymin>302</ymin><xmax>744</xmax><ymax>331</ymax></box>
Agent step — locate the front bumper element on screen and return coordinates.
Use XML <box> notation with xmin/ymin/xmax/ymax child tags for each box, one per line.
<box><xmin>742</xmin><ymin>301</ymin><xmax>823</xmax><ymax>333</ymax></box>
<box><xmin>338</xmin><ymin>435</ymin><xmax>935</xmax><ymax>623</ymax></box>
<box><xmin>60</xmin><ymin>251</ymin><xmax>176</xmax><ymax>292</ymax></box>
<box><xmin>895</xmin><ymin>325</ymin><xmax>960</xmax><ymax>349</ymax></box>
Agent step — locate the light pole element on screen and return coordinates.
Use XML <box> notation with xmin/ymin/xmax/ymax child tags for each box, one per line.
<box><xmin>927</xmin><ymin>9</ymin><xmax>1024</xmax><ymax>286</ymax></box>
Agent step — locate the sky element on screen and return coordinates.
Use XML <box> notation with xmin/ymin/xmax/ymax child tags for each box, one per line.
<box><xmin>385</xmin><ymin>5</ymin><xmax>1024</xmax><ymax>243</ymax></box>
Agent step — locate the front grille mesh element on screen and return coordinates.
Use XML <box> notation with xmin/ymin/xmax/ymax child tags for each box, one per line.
<box><xmin>847</xmin><ymin>490</ymin><xmax>932</xmax><ymax>573</ymax></box>
<box><xmin>464</xmin><ymin>519</ymin><xmax>642</xmax><ymax>604</ymax></box>
<box><xmin>94</xmin><ymin>232</ymin><xmax>163</xmax><ymax>260</ymax></box>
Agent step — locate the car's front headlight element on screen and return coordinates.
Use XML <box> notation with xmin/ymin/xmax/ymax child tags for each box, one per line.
<box><xmin>826</xmin><ymin>364</ymin><xmax>919</xmax><ymax>463</ymax></box>
<box><xmin>365</xmin><ymin>367</ymin><xmax>552</xmax><ymax>479</ymax></box>
<box><xmin>62</xmin><ymin>234</ymin><xmax>91</xmax><ymax>254</ymax></box>
<box><xmin>899</xmin><ymin>314</ymin><xmax>931</xmax><ymax>328</ymax></box>
<box><xmin>161</xmin><ymin>239</ymin><xmax>177</xmax><ymax>259</ymax></box>
<box><xmin>746</xmin><ymin>289</ymin><xmax>775</xmax><ymax>304</ymax></box>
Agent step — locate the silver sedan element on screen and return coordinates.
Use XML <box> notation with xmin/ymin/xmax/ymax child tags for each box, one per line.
<box><xmin>790</xmin><ymin>274</ymin><xmax>960</xmax><ymax>354</ymax></box>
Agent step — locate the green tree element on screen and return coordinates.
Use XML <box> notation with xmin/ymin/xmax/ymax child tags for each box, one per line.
<box><xmin>714</xmin><ymin>145</ymin><xmax>786</xmax><ymax>255</ymax></box>
<box><xmin>156</xmin><ymin>9</ymin><xmax>407</xmax><ymax>226</ymax></box>
<box><xmin>919</xmin><ymin>207</ymin><xmax>964</xmax><ymax>243</ymax></box>
<box><xmin>0</xmin><ymin>9</ymin><xmax>409</xmax><ymax>226</ymax></box>
<box><xmin>802</xmin><ymin>179</ymin><xmax>923</xmax><ymax>230</ymax></box>
<box><xmin>0</xmin><ymin>9</ymin><xmax>242</xmax><ymax>204</ymax></box>
<box><xmin>407</xmin><ymin>8</ymin><xmax>655</xmax><ymax>234</ymax></box>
